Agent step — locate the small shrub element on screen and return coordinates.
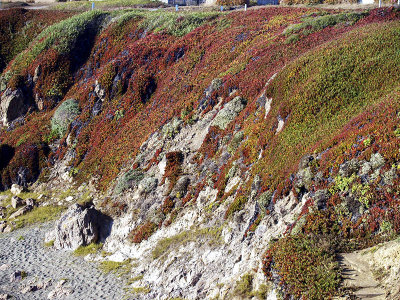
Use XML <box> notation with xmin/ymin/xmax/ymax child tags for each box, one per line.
<box><xmin>263</xmin><ymin>234</ymin><xmax>340</xmax><ymax>299</ymax></box>
<box><xmin>129</xmin><ymin>221</ymin><xmax>157</xmax><ymax>244</ymax></box>
<box><xmin>114</xmin><ymin>169</ymin><xmax>144</xmax><ymax>194</ymax></box>
<box><xmin>51</xmin><ymin>99</ymin><xmax>80</xmax><ymax>138</ymax></box>
<box><xmin>234</xmin><ymin>273</ymin><xmax>253</xmax><ymax>297</ymax></box>
<box><xmin>225</xmin><ymin>194</ymin><xmax>247</xmax><ymax>219</ymax></box>
<box><xmin>163</xmin><ymin>151</ymin><xmax>184</xmax><ymax>189</ymax></box>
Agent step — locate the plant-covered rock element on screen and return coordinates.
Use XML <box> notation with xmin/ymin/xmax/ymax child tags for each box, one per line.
<box><xmin>212</xmin><ymin>96</ymin><xmax>247</xmax><ymax>130</ymax></box>
<box><xmin>51</xmin><ymin>99</ymin><xmax>80</xmax><ymax>138</ymax></box>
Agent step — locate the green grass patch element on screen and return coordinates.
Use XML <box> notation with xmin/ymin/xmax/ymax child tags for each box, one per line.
<box><xmin>99</xmin><ymin>259</ymin><xmax>132</xmax><ymax>276</ymax></box>
<box><xmin>55</xmin><ymin>0</ymin><xmax>164</xmax><ymax>10</ymax></box>
<box><xmin>256</xmin><ymin>21</ymin><xmax>400</xmax><ymax>190</ymax></box>
<box><xmin>13</xmin><ymin>205</ymin><xmax>66</xmax><ymax>229</ymax></box>
<box><xmin>284</xmin><ymin>12</ymin><xmax>366</xmax><ymax>40</ymax></box>
<box><xmin>44</xmin><ymin>240</ymin><xmax>55</xmax><ymax>247</ymax></box>
<box><xmin>8</xmin><ymin>10</ymin><xmax>107</xmax><ymax>76</ymax></box>
<box><xmin>73</xmin><ymin>243</ymin><xmax>103</xmax><ymax>256</ymax></box>
<box><xmin>114</xmin><ymin>10</ymin><xmax>222</xmax><ymax>37</ymax></box>
<box><xmin>152</xmin><ymin>226</ymin><xmax>223</xmax><ymax>260</ymax></box>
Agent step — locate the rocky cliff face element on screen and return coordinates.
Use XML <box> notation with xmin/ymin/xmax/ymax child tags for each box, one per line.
<box><xmin>2</xmin><ymin>6</ymin><xmax>400</xmax><ymax>299</ymax></box>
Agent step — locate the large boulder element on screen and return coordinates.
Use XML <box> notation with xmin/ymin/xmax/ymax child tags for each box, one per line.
<box><xmin>0</xmin><ymin>88</ymin><xmax>31</xmax><ymax>126</ymax></box>
<box><xmin>45</xmin><ymin>203</ymin><xmax>111</xmax><ymax>250</ymax></box>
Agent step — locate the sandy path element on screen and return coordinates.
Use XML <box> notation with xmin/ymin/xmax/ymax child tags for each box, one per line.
<box><xmin>339</xmin><ymin>252</ymin><xmax>386</xmax><ymax>300</ymax></box>
<box><xmin>0</xmin><ymin>223</ymin><xmax>126</xmax><ymax>300</ymax></box>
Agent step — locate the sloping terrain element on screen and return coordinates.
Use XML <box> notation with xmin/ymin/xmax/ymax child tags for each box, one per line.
<box><xmin>1</xmin><ymin>6</ymin><xmax>400</xmax><ymax>299</ymax></box>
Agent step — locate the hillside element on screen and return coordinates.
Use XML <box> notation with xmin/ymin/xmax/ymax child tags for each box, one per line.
<box><xmin>1</xmin><ymin>6</ymin><xmax>400</xmax><ymax>299</ymax></box>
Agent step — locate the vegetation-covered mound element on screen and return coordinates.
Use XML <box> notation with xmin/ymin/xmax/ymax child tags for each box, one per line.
<box><xmin>1</xmin><ymin>6</ymin><xmax>400</xmax><ymax>298</ymax></box>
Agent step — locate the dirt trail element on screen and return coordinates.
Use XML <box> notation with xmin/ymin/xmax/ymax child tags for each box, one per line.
<box><xmin>339</xmin><ymin>252</ymin><xmax>386</xmax><ymax>300</ymax></box>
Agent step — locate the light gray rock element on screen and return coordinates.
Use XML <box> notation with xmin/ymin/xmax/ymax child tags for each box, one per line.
<box><xmin>47</xmin><ymin>280</ymin><xmax>72</xmax><ymax>300</ymax></box>
<box><xmin>0</xmin><ymin>88</ymin><xmax>31</xmax><ymax>126</ymax></box>
<box><xmin>0</xmin><ymin>294</ymin><xmax>10</xmax><ymax>300</ymax></box>
<box><xmin>11</xmin><ymin>196</ymin><xmax>23</xmax><ymax>209</ymax></box>
<box><xmin>205</xmin><ymin>78</ymin><xmax>223</xmax><ymax>98</ymax></box>
<box><xmin>21</xmin><ymin>284</ymin><xmax>38</xmax><ymax>294</ymax></box>
<box><xmin>370</xmin><ymin>153</ymin><xmax>385</xmax><ymax>169</ymax></box>
<box><xmin>138</xmin><ymin>176</ymin><xmax>158</xmax><ymax>195</ymax></box>
<box><xmin>25</xmin><ymin>198</ymin><xmax>36</xmax><ymax>207</ymax></box>
<box><xmin>94</xmin><ymin>80</ymin><xmax>106</xmax><ymax>101</ymax></box>
<box><xmin>11</xmin><ymin>184</ymin><xmax>24</xmax><ymax>196</ymax></box>
<box><xmin>33</xmin><ymin>65</ymin><xmax>41</xmax><ymax>83</ymax></box>
<box><xmin>9</xmin><ymin>205</ymin><xmax>32</xmax><ymax>219</ymax></box>
<box><xmin>47</xmin><ymin>204</ymin><xmax>110</xmax><ymax>251</ymax></box>
<box><xmin>339</xmin><ymin>159</ymin><xmax>360</xmax><ymax>177</ymax></box>
<box><xmin>0</xmin><ymin>195</ymin><xmax>8</xmax><ymax>204</ymax></box>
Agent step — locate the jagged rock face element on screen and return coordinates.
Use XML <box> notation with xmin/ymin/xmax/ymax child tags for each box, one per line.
<box><xmin>0</xmin><ymin>88</ymin><xmax>31</xmax><ymax>126</ymax></box>
<box><xmin>46</xmin><ymin>204</ymin><xmax>112</xmax><ymax>251</ymax></box>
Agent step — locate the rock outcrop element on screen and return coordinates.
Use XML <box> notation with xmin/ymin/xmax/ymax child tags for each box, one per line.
<box><xmin>0</xmin><ymin>88</ymin><xmax>31</xmax><ymax>126</ymax></box>
<box><xmin>11</xmin><ymin>196</ymin><xmax>23</xmax><ymax>209</ymax></box>
<box><xmin>45</xmin><ymin>203</ymin><xmax>112</xmax><ymax>250</ymax></box>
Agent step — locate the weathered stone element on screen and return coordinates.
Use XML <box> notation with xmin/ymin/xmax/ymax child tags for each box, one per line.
<box><xmin>205</xmin><ymin>78</ymin><xmax>222</xmax><ymax>98</ymax></box>
<box><xmin>10</xmin><ymin>270</ymin><xmax>25</xmax><ymax>282</ymax></box>
<box><xmin>11</xmin><ymin>196</ymin><xmax>23</xmax><ymax>209</ymax></box>
<box><xmin>9</xmin><ymin>205</ymin><xmax>32</xmax><ymax>219</ymax></box>
<box><xmin>38</xmin><ymin>194</ymin><xmax>48</xmax><ymax>201</ymax></box>
<box><xmin>0</xmin><ymin>293</ymin><xmax>10</xmax><ymax>300</ymax></box>
<box><xmin>0</xmin><ymin>195</ymin><xmax>8</xmax><ymax>204</ymax></box>
<box><xmin>296</xmin><ymin>167</ymin><xmax>313</xmax><ymax>190</ymax></box>
<box><xmin>370</xmin><ymin>153</ymin><xmax>385</xmax><ymax>169</ymax></box>
<box><xmin>339</xmin><ymin>159</ymin><xmax>360</xmax><ymax>177</ymax></box>
<box><xmin>257</xmin><ymin>191</ymin><xmax>273</xmax><ymax>211</ymax></box>
<box><xmin>313</xmin><ymin>189</ymin><xmax>330</xmax><ymax>210</ymax></box>
<box><xmin>11</xmin><ymin>184</ymin><xmax>24</xmax><ymax>195</ymax></box>
<box><xmin>0</xmin><ymin>222</ymin><xmax>6</xmax><ymax>233</ymax></box>
<box><xmin>298</xmin><ymin>154</ymin><xmax>314</xmax><ymax>170</ymax></box>
<box><xmin>0</xmin><ymin>264</ymin><xmax>9</xmax><ymax>271</ymax></box>
<box><xmin>33</xmin><ymin>65</ymin><xmax>41</xmax><ymax>83</ymax></box>
<box><xmin>138</xmin><ymin>176</ymin><xmax>158</xmax><ymax>195</ymax></box>
<box><xmin>162</xmin><ymin>117</ymin><xmax>183</xmax><ymax>139</ymax></box>
<box><xmin>3</xmin><ymin>225</ymin><xmax>11</xmax><ymax>233</ymax></box>
<box><xmin>211</xmin><ymin>96</ymin><xmax>247</xmax><ymax>130</ymax></box>
<box><xmin>46</xmin><ymin>203</ymin><xmax>111</xmax><ymax>250</ymax></box>
<box><xmin>0</xmin><ymin>88</ymin><xmax>31</xmax><ymax>126</ymax></box>
<box><xmin>25</xmin><ymin>198</ymin><xmax>36</xmax><ymax>207</ymax></box>
<box><xmin>170</xmin><ymin>176</ymin><xmax>190</xmax><ymax>198</ymax></box>
<box><xmin>21</xmin><ymin>285</ymin><xmax>38</xmax><ymax>294</ymax></box>
<box><xmin>37</xmin><ymin>279</ymin><xmax>52</xmax><ymax>289</ymax></box>
<box><xmin>94</xmin><ymin>80</ymin><xmax>106</xmax><ymax>101</ymax></box>
<box><xmin>47</xmin><ymin>280</ymin><xmax>72</xmax><ymax>300</ymax></box>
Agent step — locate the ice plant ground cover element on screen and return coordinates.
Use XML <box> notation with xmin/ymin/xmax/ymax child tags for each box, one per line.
<box><xmin>2</xmin><ymin>6</ymin><xmax>400</xmax><ymax>298</ymax></box>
